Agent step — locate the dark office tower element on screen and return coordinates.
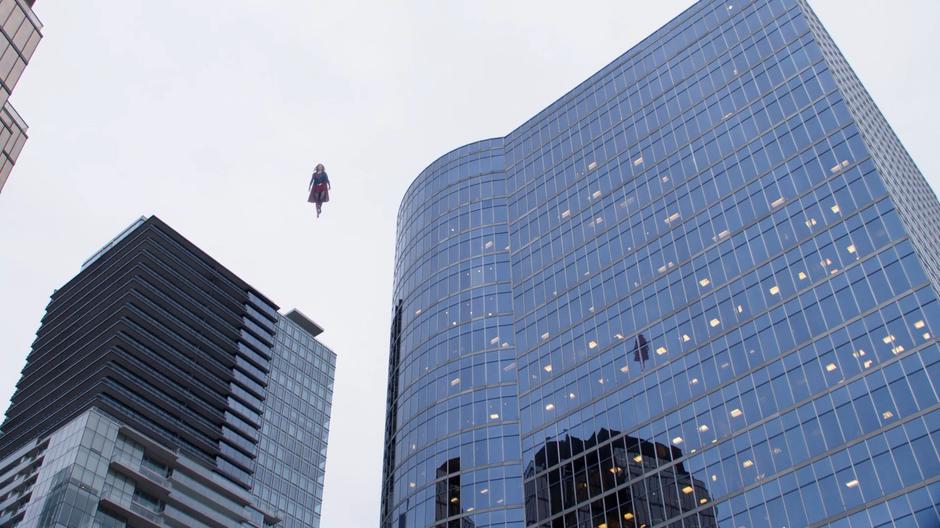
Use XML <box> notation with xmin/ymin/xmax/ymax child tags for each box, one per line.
<box><xmin>0</xmin><ymin>0</ymin><xmax>41</xmax><ymax>193</ymax></box>
<box><xmin>0</xmin><ymin>215</ymin><xmax>336</xmax><ymax>527</ymax></box>
<box><xmin>250</xmin><ymin>311</ymin><xmax>336</xmax><ymax>528</ymax></box>
<box><xmin>384</xmin><ymin>1</ymin><xmax>940</xmax><ymax>527</ymax></box>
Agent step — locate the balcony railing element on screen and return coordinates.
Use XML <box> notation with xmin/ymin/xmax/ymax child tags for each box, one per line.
<box><xmin>111</xmin><ymin>453</ymin><xmax>171</xmax><ymax>489</ymax></box>
<box><xmin>100</xmin><ymin>484</ymin><xmax>165</xmax><ymax>528</ymax></box>
<box><xmin>129</xmin><ymin>500</ymin><xmax>164</xmax><ymax>523</ymax></box>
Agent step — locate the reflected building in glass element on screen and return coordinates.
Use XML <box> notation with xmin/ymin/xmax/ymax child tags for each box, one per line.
<box><xmin>383</xmin><ymin>0</ymin><xmax>940</xmax><ymax>527</ymax></box>
<box><xmin>0</xmin><ymin>0</ymin><xmax>41</xmax><ymax>193</ymax></box>
<box><xmin>524</xmin><ymin>429</ymin><xmax>716</xmax><ymax>527</ymax></box>
<box><xmin>435</xmin><ymin>459</ymin><xmax>477</xmax><ymax>527</ymax></box>
<box><xmin>0</xmin><ymin>216</ymin><xmax>335</xmax><ymax>527</ymax></box>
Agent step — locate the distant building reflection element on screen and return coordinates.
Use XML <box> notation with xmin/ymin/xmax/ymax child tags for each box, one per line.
<box><xmin>524</xmin><ymin>429</ymin><xmax>716</xmax><ymax>527</ymax></box>
<box><xmin>436</xmin><ymin>458</ymin><xmax>476</xmax><ymax>528</ymax></box>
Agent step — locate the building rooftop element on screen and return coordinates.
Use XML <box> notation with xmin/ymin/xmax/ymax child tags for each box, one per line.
<box><xmin>285</xmin><ymin>309</ymin><xmax>324</xmax><ymax>338</ymax></box>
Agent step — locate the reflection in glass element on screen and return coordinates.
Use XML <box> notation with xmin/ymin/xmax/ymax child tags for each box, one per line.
<box><xmin>436</xmin><ymin>458</ymin><xmax>476</xmax><ymax>527</ymax></box>
<box><xmin>524</xmin><ymin>429</ymin><xmax>716</xmax><ymax>527</ymax></box>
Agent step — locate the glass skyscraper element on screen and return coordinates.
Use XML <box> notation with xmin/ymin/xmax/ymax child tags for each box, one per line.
<box><xmin>383</xmin><ymin>1</ymin><xmax>940</xmax><ymax>527</ymax></box>
<box><xmin>0</xmin><ymin>216</ymin><xmax>335</xmax><ymax>527</ymax></box>
<box><xmin>0</xmin><ymin>0</ymin><xmax>41</xmax><ymax>193</ymax></box>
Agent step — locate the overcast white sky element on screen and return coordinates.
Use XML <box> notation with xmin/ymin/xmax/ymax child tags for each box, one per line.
<box><xmin>1</xmin><ymin>1</ymin><xmax>937</xmax><ymax>525</ymax></box>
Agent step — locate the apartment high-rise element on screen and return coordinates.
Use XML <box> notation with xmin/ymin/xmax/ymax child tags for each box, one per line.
<box><xmin>0</xmin><ymin>0</ymin><xmax>41</xmax><ymax>193</ymax></box>
<box><xmin>383</xmin><ymin>1</ymin><xmax>940</xmax><ymax>527</ymax></box>
<box><xmin>0</xmin><ymin>216</ymin><xmax>335</xmax><ymax>527</ymax></box>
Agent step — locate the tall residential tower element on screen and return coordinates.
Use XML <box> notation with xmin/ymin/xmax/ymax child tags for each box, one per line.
<box><xmin>0</xmin><ymin>216</ymin><xmax>335</xmax><ymax>528</ymax></box>
<box><xmin>383</xmin><ymin>1</ymin><xmax>940</xmax><ymax>527</ymax></box>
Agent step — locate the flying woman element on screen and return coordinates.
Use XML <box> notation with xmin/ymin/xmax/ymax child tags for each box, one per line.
<box><xmin>308</xmin><ymin>163</ymin><xmax>331</xmax><ymax>217</ymax></box>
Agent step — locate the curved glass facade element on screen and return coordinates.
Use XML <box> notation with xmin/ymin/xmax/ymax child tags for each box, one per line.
<box><xmin>384</xmin><ymin>139</ymin><xmax>526</xmax><ymax>528</ymax></box>
<box><xmin>385</xmin><ymin>1</ymin><xmax>940</xmax><ymax>527</ymax></box>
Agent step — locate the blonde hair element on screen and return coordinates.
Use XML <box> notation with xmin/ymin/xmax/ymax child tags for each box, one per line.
<box><xmin>315</xmin><ymin>163</ymin><xmax>325</xmax><ymax>172</ymax></box>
